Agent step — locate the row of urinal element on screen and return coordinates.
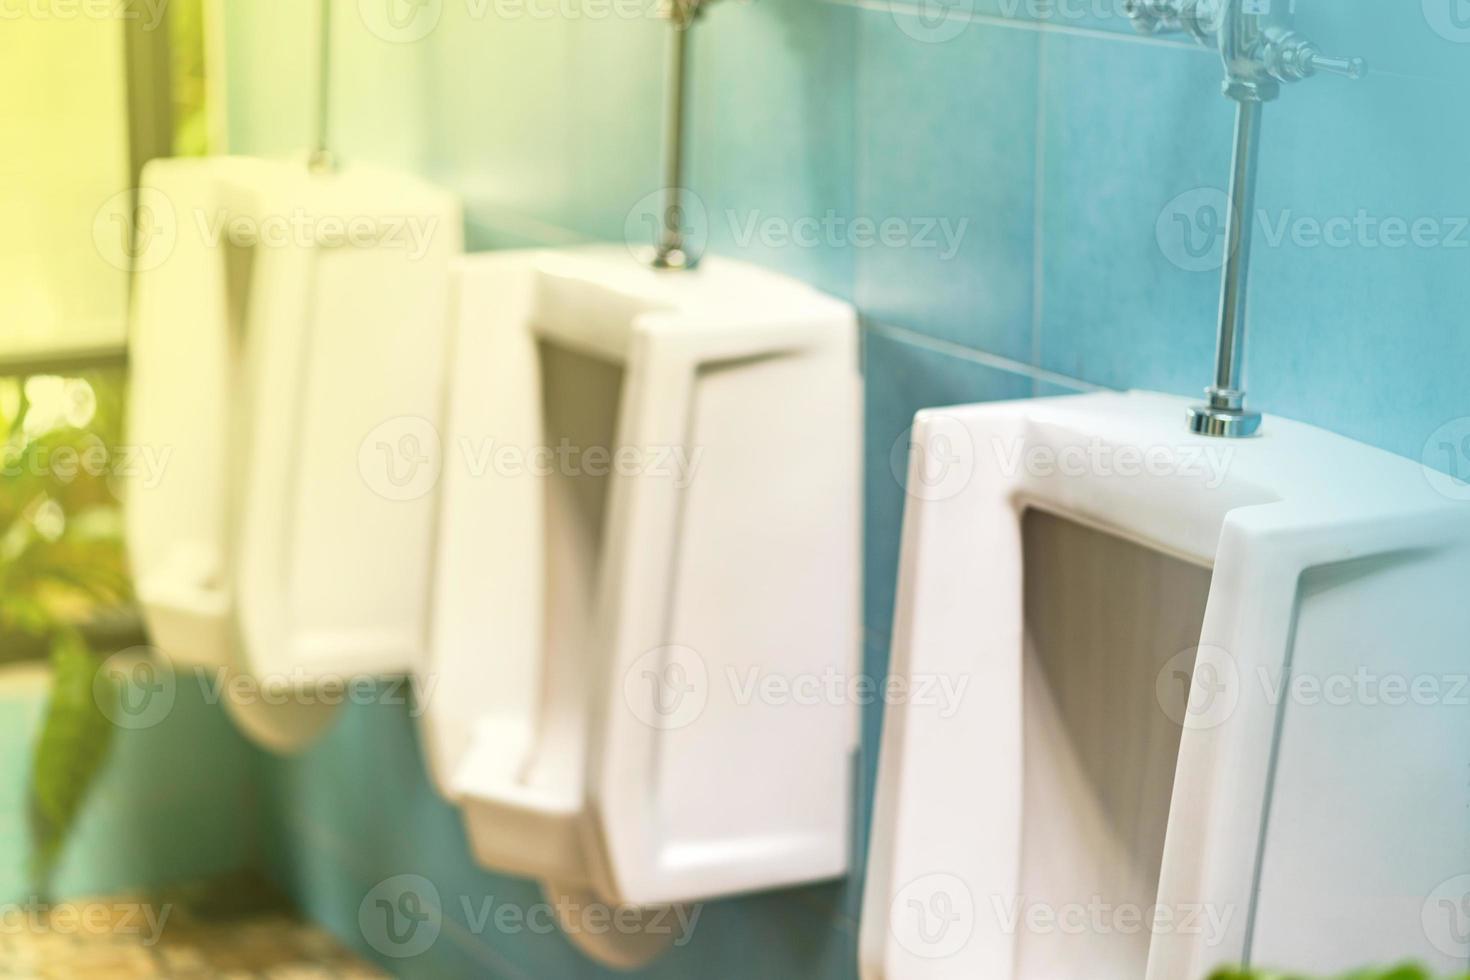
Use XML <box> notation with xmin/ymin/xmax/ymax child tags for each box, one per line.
<box><xmin>124</xmin><ymin>156</ymin><xmax>1470</xmax><ymax>978</ymax></box>
<box><xmin>125</xmin><ymin>155</ymin><xmax>860</xmax><ymax>967</ymax></box>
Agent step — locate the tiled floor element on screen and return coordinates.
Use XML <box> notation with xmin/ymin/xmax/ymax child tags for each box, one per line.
<box><xmin>0</xmin><ymin>874</ymin><xmax>386</xmax><ymax>979</ymax></box>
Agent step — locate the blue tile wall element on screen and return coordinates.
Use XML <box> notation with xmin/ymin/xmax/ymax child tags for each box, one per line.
<box><xmin>855</xmin><ymin>11</ymin><xmax>1040</xmax><ymax>359</ymax></box>
<box><xmin>0</xmin><ymin>664</ymin><xmax>257</xmax><ymax>902</ymax></box>
<box><xmin>221</xmin><ymin>0</ymin><xmax>1470</xmax><ymax>975</ymax></box>
<box><xmin>252</xmin><ymin>687</ymin><xmax>856</xmax><ymax>979</ymax></box>
<box><xmin>1035</xmin><ymin>31</ymin><xmax>1235</xmax><ymax>391</ymax></box>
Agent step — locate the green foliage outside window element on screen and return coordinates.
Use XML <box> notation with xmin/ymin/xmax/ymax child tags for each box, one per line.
<box><xmin>0</xmin><ymin>373</ymin><xmax>133</xmax><ymax>892</ymax></box>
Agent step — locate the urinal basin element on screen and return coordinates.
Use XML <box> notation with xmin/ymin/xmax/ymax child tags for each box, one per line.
<box><xmin>861</xmin><ymin>390</ymin><xmax>1470</xmax><ymax>980</ymax></box>
<box><xmin>125</xmin><ymin>154</ymin><xmax>462</xmax><ymax>749</ymax></box>
<box><xmin>422</xmin><ymin>247</ymin><xmax>862</xmax><ymax>912</ymax></box>
<box><xmin>133</xmin><ymin>577</ymin><xmax>230</xmax><ymax>672</ymax></box>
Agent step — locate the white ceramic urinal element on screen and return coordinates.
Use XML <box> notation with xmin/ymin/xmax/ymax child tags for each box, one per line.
<box><xmin>126</xmin><ymin>156</ymin><xmax>461</xmax><ymax>752</ymax></box>
<box><xmin>860</xmin><ymin>391</ymin><xmax>1470</xmax><ymax>980</ymax></box>
<box><xmin>421</xmin><ymin>247</ymin><xmax>860</xmax><ymax>966</ymax></box>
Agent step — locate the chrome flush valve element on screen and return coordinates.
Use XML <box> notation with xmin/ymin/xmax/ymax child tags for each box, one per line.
<box><xmin>1123</xmin><ymin>0</ymin><xmax>1217</xmax><ymax>43</ymax></box>
<box><xmin>1126</xmin><ymin>0</ymin><xmax>1365</xmax><ymax>437</ymax></box>
<box><xmin>1126</xmin><ymin>0</ymin><xmax>1365</xmax><ymax>101</ymax></box>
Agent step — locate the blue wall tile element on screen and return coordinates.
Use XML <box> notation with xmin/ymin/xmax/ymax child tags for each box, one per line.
<box><xmin>1035</xmin><ymin>30</ymin><xmax>1233</xmax><ymax>391</ymax></box>
<box><xmin>686</xmin><ymin>0</ymin><xmax>860</xmax><ymax>299</ymax></box>
<box><xmin>855</xmin><ymin>11</ymin><xmax>1040</xmax><ymax>361</ymax></box>
<box><xmin>0</xmin><ymin>664</ymin><xmax>257</xmax><ymax>903</ymax></box>
<box><xmin>1244</xmin><ymin>60</ymin><xmax>1470</xmax><ymax>459</ymax></box>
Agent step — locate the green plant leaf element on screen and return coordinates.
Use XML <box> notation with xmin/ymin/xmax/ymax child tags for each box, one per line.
<box><xmin>1209</xmin><ymin>966</ymin><xmax>1469</xmax><ymax>980</ymax></box>
<box><xmin>0</xmin><ymin>370</ymin><xmax>133</xmax><ymax>881</ymax></box>
<box><xmin>28</xmin><ymin>630</ymin><xmax>116</xmax><ymax>895</ymax></box>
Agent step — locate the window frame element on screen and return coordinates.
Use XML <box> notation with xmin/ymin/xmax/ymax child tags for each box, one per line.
<box><xmin>1</xmin><ymin>9</ymin><xmax>174</xmax><ymax>379</ymax></box>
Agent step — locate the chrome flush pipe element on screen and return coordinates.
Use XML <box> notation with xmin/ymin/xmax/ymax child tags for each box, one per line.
<box><xmin>1192</xmin><ymin>95</ymin><xmax>1264</xmax><ymax>437</ymax></box>
<box><xmin>309</xmin><ymin>0</ymin><xmax>337</xmax><ymax>174</ymax></box>
<box><xmin>650</xmin><ymin>0</ymin><xmax>706</xmax><ymax>270</ymax></box>
<box><xmin>1127</xmin><ymin>0</ymin><xmax>1364</xmax><ymax>437</ymax></box>
<box><xmin>1193</xmin><ymin>0</ymin><xmax>1271</xmax><ymax>438</ymax></box>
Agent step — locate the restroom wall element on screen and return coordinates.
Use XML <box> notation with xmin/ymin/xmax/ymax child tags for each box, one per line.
<box><xmin>0</xmin><ymin>666</ymin><xmax>257</xmax><ymax>901</ymax></box>
<box><xmin>222</xmin><ymin>0</ymin><xmax>1470</xmax><ymax>976</ymax></box>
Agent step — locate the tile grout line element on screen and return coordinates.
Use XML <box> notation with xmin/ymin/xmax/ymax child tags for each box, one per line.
<box><xmin>864</xmin><ymin>318</ymin><xmax>1110</xmax><ymax>393</ymax></box>
<box><xmin>851</xmin><ymin>0</ymin><xmax>870</xmax><ymax>320</ymax></box>
<box><xmin>463</xmin><ymin>206</ymin><xmax>591</xmax><ymax>249</ymax></box>
<box><xmin>1030</xmin><ymin>27</ymin><xmax>1049</xmax><ymax>379</ymax></box>
<box><xmin>849</xmin><ymin>0</ymin><xmax>872</xmax><ymax>948</ymax></box>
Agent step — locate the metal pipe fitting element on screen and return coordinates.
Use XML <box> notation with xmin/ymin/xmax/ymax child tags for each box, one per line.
<box><xmin>649</xmin><ymin>0</ymin><xmax>708</xmax><ymax>270</ymax></box>
<box><xmin>309</xmin><ymin>0</ymin><xmax>337</xmax><ymax>173</ymax></box>
<box><xmin>1132</xmin><ymin>0</ymin><xmax>1365</xmax><ymax>437</ymax></box>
